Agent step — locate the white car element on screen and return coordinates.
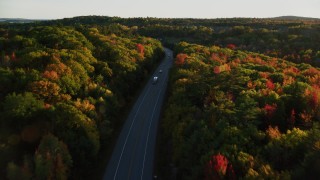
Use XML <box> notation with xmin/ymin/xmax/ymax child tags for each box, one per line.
<box><xmin>153</xmin><ymin>76</ymin><xmax>158</xmax><ymax>84</ymax></box>
<box><xmin>159</xmin><ymin>70</ymin><xmax>163</xmax><ymax>73</ymax></box>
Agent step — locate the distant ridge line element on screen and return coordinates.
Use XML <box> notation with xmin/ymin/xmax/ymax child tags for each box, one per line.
<box><xmin>1</xmin><ymin>15</ymin><xmax>320</xmax><ymax>23</ymax></box>
<box><xmin>271</xmin><ymin>16</ymin><xmax>320</xmax><ymax>21</ymax></box>
<box><xmin>0</xmin><ymin>18</ymin><xmax>48</xmax><ymax>23</ymax></box>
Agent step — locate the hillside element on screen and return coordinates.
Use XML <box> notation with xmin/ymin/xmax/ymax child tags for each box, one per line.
<box><xmin>0</xmin><ymin>23</ymin><xmax>164</xmax><ymax>179</ymax></box>
<box><xmin>1</xmin><ymin>16</ymin><xmax>320</xmax><ymax>179</ymax></box>
<box><xmin>32</xmin><ymin>16</ymin><xmax>320</xmax><ymax>66</ymax></box>
<box><xmin>158</xmin><ymin>42</ymin><xmax>320</xmax><ymax>179</ymax></box>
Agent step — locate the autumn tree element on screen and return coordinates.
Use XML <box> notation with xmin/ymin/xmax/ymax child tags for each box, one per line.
<box><xmin>34</xmin><ymin>134</ymin><xmax>72</xmax><ymax>180</ymax></box>
<box><xmin>29</xmin><ymin>80</ymin><xmax>61</xmax><ymax>103</ymax></box>
<box><xmin>136</xmin><ymin>43</ymin><xmax>144</xmax><ymax>56</ymax></box>
<box><xmin>205</xmin><ymin>154</ymin><xmax>235</xmax><ymax>180</ymax></box>
<box><xmin>175</xmin><ymin>53</ymin><xmax>187</xmax><ymax>65</ymax></box>
<box><xmin>226</xmin><ymin>44</ymin><xmax>236</xmax><ymax>50</ymax></box>
<box><xmin>52</xmin><ymin>103</ymin><xmax>100</xmax><ymax>168</ymax></box>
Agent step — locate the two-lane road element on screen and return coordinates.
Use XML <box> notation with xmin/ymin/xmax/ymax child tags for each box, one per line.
<box><xmin>103</xmin><ymin>48</ymin><xmax>173</xmax><ymax>180</ymax></box>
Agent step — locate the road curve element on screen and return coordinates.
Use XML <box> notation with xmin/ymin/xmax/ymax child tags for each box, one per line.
<box><xmin>103</xmin><ymin>48</ymin><xmax>173</xmax><ymax>180</ymax></box>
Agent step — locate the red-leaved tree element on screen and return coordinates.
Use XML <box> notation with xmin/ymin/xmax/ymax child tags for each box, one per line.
<box><xmin>288</xmin><ymin>109</ymin><xmax>296</xmax><ymax>128</ymax></box>
<box><xmin>11</xmin><ymin>52</ymin><xmax>16</xmax><ymax>61</ymax></box>
<box><xmin>136</xmin><ymin>43</ymin><xmax>144</xmax><ymax>56</ymax></box>
<box><xmin>266</xmin><ymin>79</ymin><xmax>275</xmax><ymax>90</ymax></box>
<box><xmin>175</xmin><ymin>53</ymin><xmax>187</xmax><ymax>65</ymax></box>
<box><xmin>226</xmin><ymin>44</ymin><xmax>236</xmax><ymax>50</ymax></box>
<box><xmin>210</xmin><ymin>53</ymin><xmax>222</xmax><ymax>63</ymax></box>
<box><xmin>264</xmin><ymin>104</ymin><xmax>277</xmax><ymax>120</ymax></box>
<box><xmin>205</xmin><ymin>153</ymin><xmax>235</xmax><ymax>180</ymax></box>
<box><xmin>310</xmin><ymin>91</ymin><xmax>319</xmax><ymax>109</ymax></box>
<box><xmin>214</xmin><ymin>66</ymin><xmax>221</xmax><ymax>74</ymax></box>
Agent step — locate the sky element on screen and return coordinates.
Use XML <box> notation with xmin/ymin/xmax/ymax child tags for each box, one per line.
<box><xmin>0</xmin><ymin>0</ymin><xmax>319</xmax><ymax>19</ymax></box>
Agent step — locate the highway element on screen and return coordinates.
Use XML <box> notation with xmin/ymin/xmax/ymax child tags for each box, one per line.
<box><xmin>103</xmin><ymin>48</ymin><xmax>173</xmax><ymax>180</ymax></box>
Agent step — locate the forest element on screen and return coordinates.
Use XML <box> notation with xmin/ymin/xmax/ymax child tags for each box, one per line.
<box><xmin>41</xmin><ymin>16</ymin><xmax>320</xmax><ymax>67</ymax></box>
<box><xmin>159</xmin><ymin>42</ymin><xmax>320</xmax><ymax>179</ymax></box>
<box><xmin>1</xmin><ymin>16</ymin><xmax>320</xmax><ymax>179</ymax></box>
<box><xmin>0</xmin><ymin>22</ymin><xmax>164</xmax><ymax>179</ymax></box>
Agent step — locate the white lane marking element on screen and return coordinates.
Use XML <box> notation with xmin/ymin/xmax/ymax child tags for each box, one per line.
<box><xmin>113</xmin><ymin>49</ymin><xmax>172</xmax><ymax>180</ymax></box>
<box><xmin>113</xmin><ymin>85</ymin><xmax>152</xmax><ymax>180</ymax></box>
<box><xmin>140</xmin><ymin>71</ymin><xmax>168</xmax><ymax>180</ymax></box>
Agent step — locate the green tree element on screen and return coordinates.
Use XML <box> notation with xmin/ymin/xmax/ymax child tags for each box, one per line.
<box><xmin>52</xmin><ymin>103</ymin><xmax>100</xmax><ymax>168</ymax></box>
<box><xmin>2</xmin><ymin>92</ymin><xmax>44</xmax><ymax>129</ymax></box>
<box><xmin>35</xmin><ymin>134</ymin><xmax>72</xmax><ymax>180</ymax></box>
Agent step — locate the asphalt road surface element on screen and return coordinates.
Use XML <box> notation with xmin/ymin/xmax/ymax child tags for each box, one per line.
<box><xmin>103</xmin><ymin>48</ymin><xmax>173</xmax><ymax>180</ymax></box>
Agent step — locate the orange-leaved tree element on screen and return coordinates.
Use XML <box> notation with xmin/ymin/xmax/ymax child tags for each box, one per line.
<box><xmin>136</xmin><ymin>43</ymin><xmax>144</xmax><ymax>56</ymax></box>
<box><xmin>175</xmin><ymin>53</ymin><xmax>188</xmax><ymax>65</ymax></box>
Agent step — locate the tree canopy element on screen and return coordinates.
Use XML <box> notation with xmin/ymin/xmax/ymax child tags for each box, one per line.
<box><xmin>160</xmin><ymin>42</ymin><xmax>320</xmax><ymax>179</ymax></box>
<box><xmin>0</xmin><ymin>21</ymin><xmax>164</xmax><ymax>178</ymax></box>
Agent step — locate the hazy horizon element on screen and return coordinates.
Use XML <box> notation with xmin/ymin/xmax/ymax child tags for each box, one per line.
<box><xmin>1</xmin><ymin>0</ymin><xmax>320</xmax><ymax>20</ymax></box>
<box><xmin>1</xmin><ymin>15</ymin><xmax>320</xmax><ymax>21</ymax></box>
